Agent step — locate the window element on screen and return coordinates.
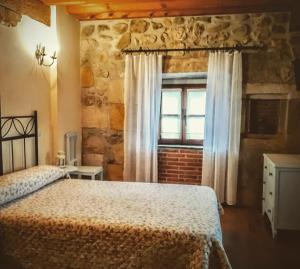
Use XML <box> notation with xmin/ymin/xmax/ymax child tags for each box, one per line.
<box><xmin>159</xmin><ymin>85</ymin><xmax>206</xmax><ymax>145</ymax></box>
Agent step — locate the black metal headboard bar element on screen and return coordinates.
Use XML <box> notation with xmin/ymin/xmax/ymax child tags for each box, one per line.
<box><xmin>1</xmin><ymin>115</ymin><xmax>35</xmax><ymax>119</ymax></box>
<box><xmin>0</xmin><ymin>127</ymin><xmax>2</xmax><ymax>175</ymax></box>
<box><xmin>34</xmin><ymin>111</ymin><xmax>39</xmax><ymax>167</ymax></box>
<box><xmin>0</xmin><ymin>134</ymin><xmax>36</xmax><ymax>142</ymax></box>
<box><xmin>0</xmin><ymin>111</ymin><xmax>39</xmax><ymax>176</ymax></box>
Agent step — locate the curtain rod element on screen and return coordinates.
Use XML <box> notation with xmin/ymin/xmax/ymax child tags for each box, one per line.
<box><xmin>122</xmin><ymin>45</ymin><xmax>265</xmax><ymax>54</ymax></box>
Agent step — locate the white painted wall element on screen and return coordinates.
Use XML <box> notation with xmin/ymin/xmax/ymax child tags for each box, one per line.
<box><xmin>55</xmin><ymin>6</ymin><xmax>81</xmax><ymax>164</ymax></box>
<box><xmin>0</xmin><ymin>6</ymin><xmax>81</xmax><ymax>172</ymax></box>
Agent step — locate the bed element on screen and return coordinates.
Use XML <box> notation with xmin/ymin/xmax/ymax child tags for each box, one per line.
<box><xmin>0</xmin><ymin>112</ymin><xmax>231</xmax><ymax>269</ymax></box>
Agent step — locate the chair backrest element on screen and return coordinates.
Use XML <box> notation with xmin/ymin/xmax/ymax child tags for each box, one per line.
<box><xmin>65</xmin><ymin>132</ymin><xmax>78</xmax><ymax>166</ymax></box>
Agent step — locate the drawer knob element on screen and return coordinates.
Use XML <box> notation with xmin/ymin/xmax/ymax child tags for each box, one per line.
<box><xmin>269</xmin><ymin>172</ymin><xmax>273</xmax><ymax>176</ymax></box>
<box><xmin>269</xmin><ymin>192</ymin><xmax>273</xmax><ymax>195</ymax></box>
<box><xmin>263</xmin><ymin>181</ymin><xmax>266</xmax><ymax>184</ymax></box>
<box><xmin>268</xmin><ymin>209</ymin><xmax>271</xmax><ymax>213</ymax></box>
<box><xmin>264</xmin><ymin>166</ymin><xmax>267</xmax><ymax>169</ymax></box>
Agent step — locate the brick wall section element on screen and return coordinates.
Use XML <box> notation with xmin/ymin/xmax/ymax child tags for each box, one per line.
<box><xmin>158</xmin><ymin>147</ymin><xmax>203</xmax><ymax>185</ymax></box>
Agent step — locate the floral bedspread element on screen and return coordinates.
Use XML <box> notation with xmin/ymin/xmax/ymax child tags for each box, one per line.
<box><xmin>0</xmin><ymin>179</ymin><xmax>231</xmax><ymax>269</ymax></box>
<box><xmin>0</xmin><ymin>165</ymin><xmax>64</xmax><ymax>206</ymax></box>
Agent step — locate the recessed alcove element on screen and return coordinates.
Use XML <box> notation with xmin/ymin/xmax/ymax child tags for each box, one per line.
<box><xmin>243</xmin><ymin>95</ymin><xmax>288</xmax><ymax>138</ymax></box>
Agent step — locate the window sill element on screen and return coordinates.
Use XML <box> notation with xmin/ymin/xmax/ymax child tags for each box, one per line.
<box><xmin>158</xmin><ymin>144</ymin><xmax>203</xmax><ymax>149</ymax></box>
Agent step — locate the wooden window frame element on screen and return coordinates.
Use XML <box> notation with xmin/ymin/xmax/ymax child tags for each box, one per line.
<box><xmin>159</xmin><ymin>84</ymin><xmax>206</xmax><ymax>146</ymax></box>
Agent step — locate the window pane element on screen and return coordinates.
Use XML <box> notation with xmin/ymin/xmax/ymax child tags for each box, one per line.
<box><xmin>187</xmin><ymin>90</ymin><xmax>206</xmax><ymax>115</ymax></box>
<box><xmin>186</xmin><ymin>116</ymin><xmax>205</xmax><ymax>140</ymax></box>
<box><xmin>161</xmin><ymin>116</ymin><xmax>181</xmax><ymax>139</ymax></box>
<box><xmin>161</xmin><ymin>90</ymin><xmax>181</xmax><ymax>115</ymax></box>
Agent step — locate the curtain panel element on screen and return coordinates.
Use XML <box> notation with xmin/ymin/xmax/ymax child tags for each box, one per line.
<box><xmin>124</xmin><ymin>54</ymin><xmax>162</xmax><ymax>182</ymax></box>
<box><xmin>202</xmin><ymin>51</ymin><xmax>242</xmax><ymax>205</ymax></box>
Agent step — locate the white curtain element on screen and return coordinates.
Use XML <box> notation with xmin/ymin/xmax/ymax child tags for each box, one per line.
<box><xmin>202</xmin><ymin>51</ymin><xmax>242</xmax><ymax>205</ymax></box>
<box><xmin>124</xmin><ymin>54</ymin><xmax>162</xmax><ymax>182</ymax></box>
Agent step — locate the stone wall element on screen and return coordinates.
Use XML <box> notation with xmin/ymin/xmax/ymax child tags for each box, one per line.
<box><xmin>80</xmin><ymin>12</ymin><xmax>300</xmax><ymax>207</ymax></box>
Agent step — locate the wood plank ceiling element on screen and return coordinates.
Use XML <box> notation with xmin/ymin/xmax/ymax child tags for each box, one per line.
<box><xmin>42</xmin><ymin>0</ymin><xmax>294</xmax><ymax>20</ymax></box>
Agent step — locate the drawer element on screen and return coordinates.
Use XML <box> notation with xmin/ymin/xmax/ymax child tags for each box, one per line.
<box><xmin>266</xmin><ymin>207</ymin><xmax>272</xmax><ymax>222</ymax></box>
<box><xmin>262</xmin><ymin>178</ymin><xmax>267</xmax><ymax>198</ymax></box>
<box><xmin>266</xmin><ymin>165</ymin><xmax>275</xmax><ymax>194</ymax></box>
<box><xmin>267</xmin><ymin>164</ymin><xmax>275</xmax><ymax>179</ymax></box>
<box><xmin>262</xmin><ymin>159</ymin><xmax>268</xmax><ymax>199</ymax></box>
<box><xmin>265</xmin><ymin>202</ymin><xmax>273</xmax><ymax>223</ymax></box>
<box><xmin>262</xmin><ymin>199</ymin><xmax>266</xmax><ymax>214</ymax></box>
<box><xmin>265</xmin><ymin>189</ymin><xmax>274</xmax><ymax>208</ymax></box>
<box><xmin>263</xmin><ymin>159</ymin><xmax>269</xmax><ymax>181</ymax></box>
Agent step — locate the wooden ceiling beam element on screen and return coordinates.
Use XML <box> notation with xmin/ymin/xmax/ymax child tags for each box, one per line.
<box><xmin>42</xmin><ymin>1</ymin><xmax>86</xmax><ymax>5</ymax></box>
<box><xmin>43</xmin><ymin>0</ymin><xmax>220</xmax><ymax>5</ymax></box>
<box><xmin>66</xmin><ymin>1</ymin><xmax>291</xmax><ymax>15</ymax></box>
<box><xmin>73</xmin><ymin>5</ymin><xmax>291</xmax><ymax>21</ymax></box>
<box><xmin>0</xmin><ymin>0</ymin><xmax>50</xmax><ymax>25</ymax></box>
<box><xmin>42</xmin><ymin>0</ymin><xmax>290</xmax><ymax>6</ymax></box>
<box><xmin>41</xmin><ymin>0</ymin><xmax>293</xmax><ymax>21</ymax></box>
<box><xmin>66</xmin><ymin>1</ymin><xmax>221</xmax><ymax>15</ymax></box>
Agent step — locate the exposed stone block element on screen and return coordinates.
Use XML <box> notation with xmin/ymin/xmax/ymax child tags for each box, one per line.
<box><xmin>195</xmin><ymin>16</ymin><xmax>211</xmax><ymax>23</ymax></box>
<box><xmin>113</xmin><ymin>23</ymin><xmax>128</xmax><ymax>34</ymax></box>
<box><xmin>232</xmin><ymin>24</ymin><xmax>250</xmax><ymax>42</ymax></box>
<box><xmin>140</xmin><ymin>34</ymin><xmax>157</xmax><ymax>45</ymax></box>
<box><xmin>193</xmin><ymin>23</ymin><xmax>205</xmax><ymax>38</ymax></box>
<box><xmin>174</xmin><ymin>17</ymin><xmax>185</xmax><ymax>25</ymax></box>
<box><xmin>82</xmin><ymin>25</ymin><xmax>95</xmax><ymax>37</ymax></box>
<box><xmin>82</xmin><ymin>105</ymin><xmax>110</xmax><ymax>129</ymax></box>
<box><xmin>95</xmin><ymin>66</ymin><xmax>109</xmax><ymax>78</ymax></box>
<box><xmin>109</xmin><ymin>104</ymin><xmax>124</xmax><ymax>131</ymax></box>
<box><xmin>233</xmin><ymin>14</ymin><xmax>250</xmax><ymax>22</ymax></box>
<box><xmin>106</xmin><ymin>164</ymin><xmax>123</xmax><ymax>180</ymax></box>
<box><xmin>99</xmin><ymin>35</ymin><xmax>113</xmax><ymax>41</ymax></box>
<box><xmin>206</xmin><ymin>22</ymin><xmax>230</xmax><ymax>33</ymax></box>
<box><xmin>106</xmin><ymin>130</ymin><xmax>123</xmax><ymax>145</ymax></box>
<box><xmin>98</xmin><ymin>24</ymin><xmax>110</xmax><ymax>32</ymax></box>
<box><xmin>152</xmin><ymin>21</ymin><xmax>163</xmax><ymax>30</ymax></box>
<box><xmin>81</xmin><ymin>66</ymin><xmax>94</xmax><ymax>88</ymax></box>
<box><xmin>245</xmin><ymin>52</ymin><xmax>294</xmax><ymax>83</ymax></box>
<box><xmin>172</xmin><ymin>27</ymin><xmax>187</xmax><ymax>41</ymax></box>
<box><xmin>111</xmin><ymin>143</ymin><xmax>124</xmax><ymax>165</ymax></box>
<box><xmin>82</xmin><ymin>153</ymin><xmax>104</xmax><ymax>166</ymax></box>
<box><xmin>116</xmin><ymin>33</ymin><xmax>131</xmax><ymax>50</ymax></box>
<box><xmin>130</xmin><ymin>19</ymin><xmax>149</xmax><ymax>33</ymax></box>
<box><xmin>107</xmin><ymin>80</ymin><xmax>124</xmax><ymax>104</ymax></box>
<box><xmin>82</xmin><ymin>128</ymin><xmax>107</xmax><ymax>154</ymax></box>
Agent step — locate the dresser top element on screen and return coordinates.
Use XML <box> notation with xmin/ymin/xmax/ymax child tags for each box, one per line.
<box><xmin>263</xmin><ymin>154</ymin><xmax>300</xmax><ymax>169</ymax></box>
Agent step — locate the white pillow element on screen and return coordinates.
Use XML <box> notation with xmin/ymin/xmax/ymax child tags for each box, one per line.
<box><xmin>0</xmin><ymin>165</ymin><xmax>64</xmax><ymax>206</ymax></box>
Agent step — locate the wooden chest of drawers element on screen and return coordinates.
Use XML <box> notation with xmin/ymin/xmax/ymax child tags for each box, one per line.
<box><xmin>262</xmin><ymin>154</ymin><xmax>300</xmax><ymax>238</ymax></box>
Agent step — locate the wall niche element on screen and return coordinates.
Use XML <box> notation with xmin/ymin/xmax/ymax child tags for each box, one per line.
<box><xmin>244</xmin><ymin>95</ymin><xmax>287</xmax><ymax>137</ymax></box>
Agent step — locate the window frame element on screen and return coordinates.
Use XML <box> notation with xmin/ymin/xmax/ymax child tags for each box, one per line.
<box><xmin>159</xmin><ymin>84</ymin><xmax>206</xmax><ymax>146</ymax></box>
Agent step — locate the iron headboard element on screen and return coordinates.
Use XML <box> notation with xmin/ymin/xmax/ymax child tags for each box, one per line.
<box><xmin>0</xmin><ymin>111</ymin><xmax>39</xmax><ymax>176</ymax></box>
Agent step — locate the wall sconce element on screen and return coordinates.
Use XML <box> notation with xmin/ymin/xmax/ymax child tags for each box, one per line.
<box><xmin>35</xmin><ymin>43</ymin><xmax>57</xmax><ymax>67</ymax></box>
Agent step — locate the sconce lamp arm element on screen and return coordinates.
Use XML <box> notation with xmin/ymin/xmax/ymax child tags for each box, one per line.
<box><xmin>35</xmin><ymin>43</ymin><xmax>57</xmax><ymax>67</ymax></box>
